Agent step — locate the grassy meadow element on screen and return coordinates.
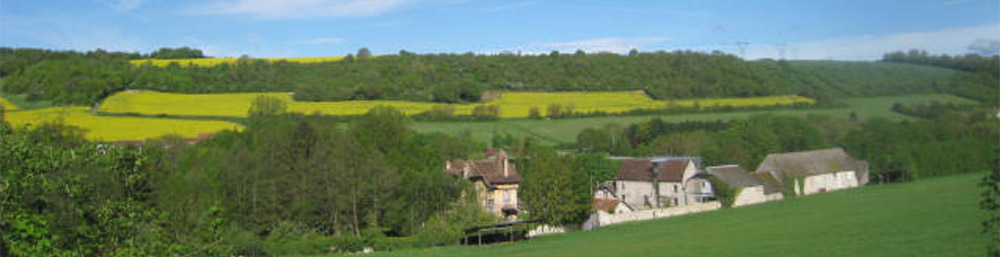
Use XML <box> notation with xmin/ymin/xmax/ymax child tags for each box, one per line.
<box><xmin>4</xmin><ymin>106</ymin><xmax>243</xmax><ymax>141</ymax></box>
<box><xmin>128</xmin><ymin>56</ymin><xmax>346</xmax><ymax>67</ymax></box>
<box><xmin>98</xmin><ymin>90</ymin><xmax>815</xmax><ymax>118</ymax></box>
<box><xmin>360</xmin><ymin>172</ymin><xmax>988</xmax><ymax>257</ymax></box>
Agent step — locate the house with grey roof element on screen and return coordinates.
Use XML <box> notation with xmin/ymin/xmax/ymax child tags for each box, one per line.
<box><xmin>756</xmin><ymin>148</ymin><xmax>869</xmax><ymax>196</ymax></box>
<box><xmin>596</xmin><ymin>157</ymin><xmax>701</xmax><ymax>209</ymax></box>
<box><xmin>704</xmin><ymin>165</ymin><xmax>783</xmax><ymax>207</ymax></box>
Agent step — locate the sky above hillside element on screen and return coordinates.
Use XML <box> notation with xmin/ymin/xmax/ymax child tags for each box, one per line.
<box><xmin>1</xmin><ymin>0</ymin><xmax>998</xmax><ymax>60</ymax></box>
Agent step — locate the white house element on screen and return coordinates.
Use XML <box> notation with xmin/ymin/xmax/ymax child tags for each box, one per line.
<box><xmin>756</xmin><ymin>148</ymin><xmax>869</xmax><ymax>196</ymax></box>
<box><xmin>597</xmin><ymin>157</ymin><xmax>702</xmax><ymax>209</ymax></box>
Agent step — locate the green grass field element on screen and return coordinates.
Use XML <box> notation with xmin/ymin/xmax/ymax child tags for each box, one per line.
<box><xmin>412</xmin><ymin>94</ymin><xmax>977</xmax><ymax>145</ymax></box>
<box><xmin>363</xmin><ymin>172</ymin><xmax>988</xmax><ymax>257</ymax></box>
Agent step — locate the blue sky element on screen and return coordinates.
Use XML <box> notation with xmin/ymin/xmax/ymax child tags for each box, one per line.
<box><xmin>1</xmin><ymin>0</ymin><xmax>998</xmax><ymax>60</ymax></box>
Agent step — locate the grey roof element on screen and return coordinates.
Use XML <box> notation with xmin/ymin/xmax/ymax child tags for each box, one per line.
<box><xmin>753</xmin><ymin>172</ymin><xmax>783</xmax><ymax>195</ymax></box>
<box><xmin>756</xmin><ymin>148</ymin><xmax>864</xmax><ymax>176</ymax></box>
<box><xmin>705</xmin><ymin>165</ymin><xmax>763</xmax><ymax>188</ymax></box>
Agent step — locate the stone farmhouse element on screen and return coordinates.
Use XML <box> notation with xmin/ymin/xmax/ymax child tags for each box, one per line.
<box><xmin>446</xmin><ymin>150</ymin><xmax>522</xmax><ymax>220</ymax></box>
<box><xmin>756</xmin><ymin>148</ymin><xmax>869</xmax><ymax>195</ymax></box>
<box><xmin>596</xmin><ymin>157</ymin><xmax>703</xmax><ymax>209</ymax></box>
<box><xmin>704</xmin><ymin>165</ymin><xmax>783</xmax><ymax>207</ymax></box>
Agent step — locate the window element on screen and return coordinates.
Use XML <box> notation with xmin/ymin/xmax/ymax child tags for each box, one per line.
<box><xmin>621</xmin><ymin>182</ymin><xmax>625</xmax><ymax>190</ymax></box>
<box><xmin>485</xmin><ymin>199</ymin><xmax>494</xmax><ymax>210</ymax></box>
<box><xmin>673</xmin><ymin>198</ymin><xmax>679</xmax><ymax>206</ymax></box>
<box><xmin>622</xmin><ymin>194</ymin><xmax>627</xmax><ymax>202</ymax></box>
<box><xmin>503</xmin><ymin>190</ymin><xmax>511</xmax><ymax>203</ymax></box>
<box><xmin>673</xmin><ymin>185</ymin><xmax>678</xmax><ymax>193</ymax></box>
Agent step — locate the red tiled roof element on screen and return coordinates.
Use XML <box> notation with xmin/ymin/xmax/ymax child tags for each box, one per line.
<box><xmin>617</xmin><ymin>159</ymin><xmax>691</xmax><ymax>182</ymax></box>
<box><xmin>445</xmin><ymin>158</ymin><xmax>522</xmax><ymax>186</ymax></box>
<box><xmin>616</xmin><ymin>159</ymin><xmax>654</xmax><ymax>181</ymax></box>
<box><xmin>655</xmin><ymin>160</ymin><xmax>689</xmax><ymax>182</ymax></box>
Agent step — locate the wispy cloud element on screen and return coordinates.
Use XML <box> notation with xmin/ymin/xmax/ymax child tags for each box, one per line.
<box><xmin>99</xmin><ymin>0</ymin><xmax>144</xmax><ymax>13</ymax></box>
<box><xmin>0</xmin><ymin>14</ymin><xmax>147</xmax><ymax>52</ymax></box>
<box><xmin>194</xmin><ymin>0</ymin><xmax>414</xmax><ymax>19</ymax></box>
<box><xmin>301</xmin><ymin>37</ymin><xmax>346</xmax><ymax>44</ymax></box>
<box><xmin>735</xmin><ymin>23</ymin><xmax>1000</xmax><ymax>60</ymax></box>
<box><xmin>489</xmin><ymin>37</ymin><xmax>671</xmax><ymax>55</ymax></box>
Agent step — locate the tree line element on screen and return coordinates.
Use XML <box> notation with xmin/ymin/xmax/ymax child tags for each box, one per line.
<box><xmin>2</xmin><ymin>47</ymin><xmax>990</xmax><ymax>107</ymax></box>
<box><xmin>882</xmin><ymin>49</ymin><xmax>999</xmax><ymax>105</ymax></box>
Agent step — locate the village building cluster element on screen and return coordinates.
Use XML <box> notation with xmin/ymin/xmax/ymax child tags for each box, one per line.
<box><xmin>446</xmin><ymin>147</ymin><xmax>869</xmax><ymax>230</ymax></box>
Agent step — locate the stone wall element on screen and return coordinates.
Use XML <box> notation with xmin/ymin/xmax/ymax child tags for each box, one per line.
<box><xmin>732</xmin><ymin>186</ymin><xmax>767</xmax><ymax>207</ymax></box>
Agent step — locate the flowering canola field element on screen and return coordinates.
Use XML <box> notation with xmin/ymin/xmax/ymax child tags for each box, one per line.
<box><xmin>1</xmin><ymin>96</ymin><xmax>18</xmax><ymax>111</ymax></box>
<box><xmin>4</xmin><ymin>106</ymin><xmax>243</xmax><ymax>141</ymax></box>
<box><xmin>129</xmin><ymin>56</ymin><xmax>346</xmax><ymax>67</ymax></box>
<box><xmin>99</xmin><ymin>90</ymin><xmax>814</xmax><ymax>119</ymax></box>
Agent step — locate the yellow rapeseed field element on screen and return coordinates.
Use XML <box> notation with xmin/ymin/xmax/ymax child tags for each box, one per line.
<box><xmin>99</xmin><ymin>90</ymin><xmax>815</xmax><ymax>119</ymax></box>
<box><xmin>1</xmin><ymin>96</ymin><xmax>19</xmax><ymax>111</ymax></box>
<box><xmin>129</xmin><ymin>56</ymin><xmax>346</xmax><ymax>67</ymax></box>
<box><xmin>4</xmin><ymin>106</ymin><xmax>243</xmax><ymax>141</ymax></box>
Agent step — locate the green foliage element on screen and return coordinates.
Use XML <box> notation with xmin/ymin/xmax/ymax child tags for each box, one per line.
<box><xmin>528</xmin><ymin>106</ymin><xmax>542</xmax><ymax>119</ymax></box>
<box><xmin>520</xmin><ymin>147</ymin><xmax>592</xmax><ymax>226</ymax></box>
<box><xmin>882</xmin><ymin>50</ymin><xmax>999</xmax><ymax>105</ymax></box>
<box><xmin>708</xmin><ymin>177</ymin><xmax>741</xmax><ymax>208</ymax></box>
<box><xmin>979</xmin><ymin>166</ymin><xmax>1000</xmax><ymax>257</ymax></box>
<box><xmin>471</xmin><ymin>105</ymin><xmax>500</xmax><ymax>120</ymax></box>
<box><xmin>1</xmin><ymin>47</ymin><xmax>982</xmax><ymax>107</ymax></box>
<box><xmin>576</xmin><ymin>128</ymin><xmax>612</xmax><ymax>152</ymax></box>
<box><xmin>148</xmin><ymin>47</ymin><xmax>205</xmax><ymax>59</ymax></box>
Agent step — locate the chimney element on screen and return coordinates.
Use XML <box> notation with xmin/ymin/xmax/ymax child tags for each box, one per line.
<box><xmin>499</xmin><ymin>149</ymin><xmax>509</xmax><ymax>177</ymax></box>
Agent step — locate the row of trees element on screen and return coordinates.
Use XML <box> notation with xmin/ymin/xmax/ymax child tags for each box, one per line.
<box><xmin>2</xmin><ymin>47</ymin><xmax>988</xmax><ymax>106</ymax></box>
<box><xmin>882</xmin><ymin>49</ymin><xmax>999</xmax><ymax>105</ymax></box>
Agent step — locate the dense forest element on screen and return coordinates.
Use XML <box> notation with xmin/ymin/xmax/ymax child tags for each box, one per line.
<box><xmin>2</xmin><ymin>47</ymin><xmax>994</xmax><ymax>107</ymax></box>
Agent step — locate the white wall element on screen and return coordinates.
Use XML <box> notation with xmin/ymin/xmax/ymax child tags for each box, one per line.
<box><xmin>732</xmin><ymin>186</ymin><xmax>767</xmax><ymax>207</ymax></box>
<box><xmin>657</xmin><ymin>181</ymin><xmax>685</xmax><ymax>207</ymax></box>
<box><xmin>614</xmin><ymin>180</ymin><xmax>656</xmax><ymax>209</ymax></box>
<box><xmin>802</xmin><ymin>171</ymin><xmax>860</xmax><ymax>195</ymax></box>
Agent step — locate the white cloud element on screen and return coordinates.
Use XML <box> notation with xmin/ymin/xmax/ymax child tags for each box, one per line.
<box><xmin>734</xmin><ymin>23</ymin><xmax>1000</xmax><ymax>60</ymax></box>
<box><xmin>195</xmin><ymin>0</ymin><xmax>414</xmax><ymax>19</ymax></box>
<box><xmin>301</xmin><ymin>37</ymin><xmax>346</xmax><ymax>44</ymax></box>
<box><xmin>491</xmin><ymin>37</ymin><xmax>671</xmax><ymax>55</ymax></box>
<box><xmin>0</xmin><ymin>15</ymin><xmax>147</xmax><ymax>52</ymax></box>
<box><xmin>99</xmin><ymin>0</ymin><xmax>144</xmax><ymax>13</ymax></box>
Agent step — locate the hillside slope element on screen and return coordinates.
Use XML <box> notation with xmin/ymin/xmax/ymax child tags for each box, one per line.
<box><xmin>371</xmin><ymin>173</ymin><xmax>987</xmax><ymax>257</ymax></box>
<box><xmin>1</xmin><ymin>48</ymin><xmax>983</xmax><ymax>106</ymax></box>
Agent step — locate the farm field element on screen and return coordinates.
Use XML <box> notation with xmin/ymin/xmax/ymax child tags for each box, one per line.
<box><xmin>362</xmin><ymin>172</ymin><xmax>987</xmax><ymax>257</ymax></box>
<box><xmin>129</xmin><ymin>56</ymin><xmax>346</xmax><ymax>67</ymax></box>
<box><xmin>3</xmin><ymin>106</ymin><xmax>243</xmax><ymax>141</ymax></box>
<box><xmin>1</xmin><ymin>95</ymin><xmax>18</xmax><ymax>111</ymax></box>
<box><xmin>98</xmin><ymin>90</ymin><xmax>815</xmax><ymax>118</ymax></box>
<box><xmin>411</xmin><ymin>94</ymin><xmax>976</xmax><ymax>145</ymax></box>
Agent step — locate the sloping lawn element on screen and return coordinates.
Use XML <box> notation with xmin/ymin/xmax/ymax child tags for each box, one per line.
<box><xmin>368</xmin><ymin>173</ymin><xmax>987</xmax><ymax>257</ymax></box>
